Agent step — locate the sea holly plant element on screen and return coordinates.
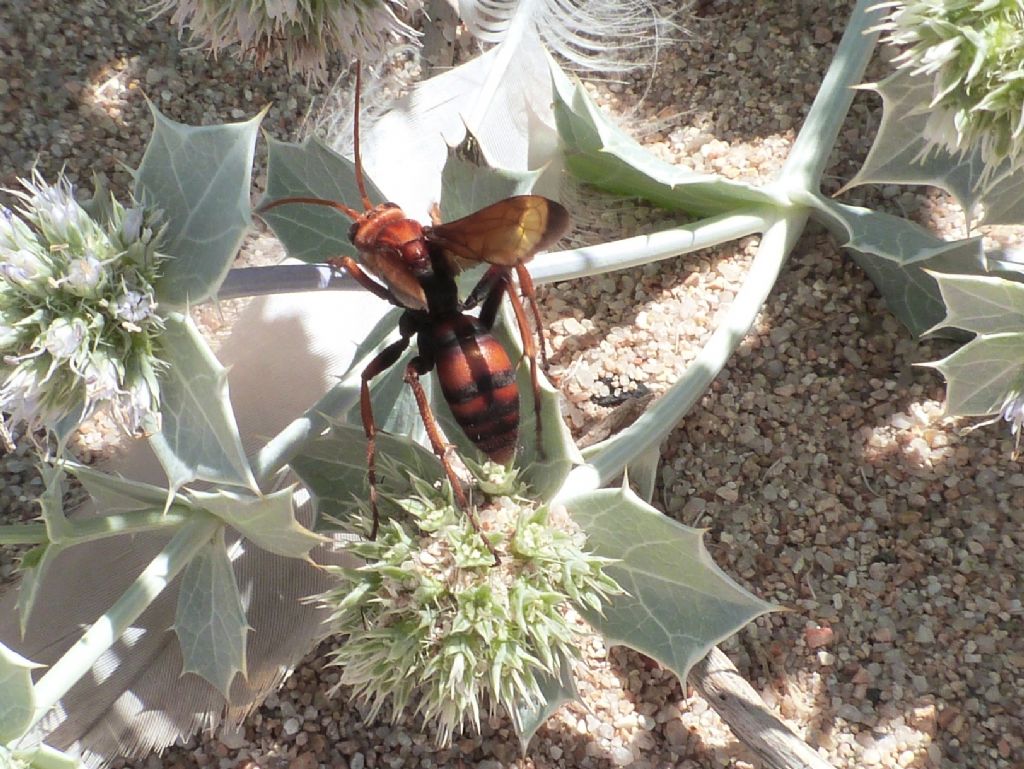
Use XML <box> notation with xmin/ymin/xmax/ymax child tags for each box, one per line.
<box><xmin>3</xmin><ymin>0</ymin><xmax>1024</xmax><ymax>764</ymax></box>
<box><xmin>0</xmin><ymin>67</ymin><xmax>769</xmax><ymax>769</ymax></box>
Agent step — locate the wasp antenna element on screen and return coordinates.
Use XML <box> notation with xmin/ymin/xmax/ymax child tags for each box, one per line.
<box><xmin>352</xmin><ymin>62</ymin><xmax>374</xmax><ymax>212</ymax></box>
<box><xmin>257</xmin><ymin>196</ymin><xmax>362</xmax><ymax>222</ymax></box>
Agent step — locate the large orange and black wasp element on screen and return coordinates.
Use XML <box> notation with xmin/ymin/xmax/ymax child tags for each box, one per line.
<box><xmin>259</xmin><ymin>69</ymin><xmax>569</xmax><ymax>562</ymax></box>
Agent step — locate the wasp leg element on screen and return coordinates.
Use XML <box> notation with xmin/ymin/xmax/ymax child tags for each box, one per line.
<box><xmin>403</xmin><ymin>358</ymin><xmax>502</xmax><ymax>566</ymax></box>
<box><xmin>514</xmin><ymin>263</ymin><xmax>550</xmax><ymax>370</ymax></box>
<box><xmin>473</xmin><ymin>268</ymin><xmax>544</xmax><ymax>459</ymax></box>
<box><xmin>462</xmin><ymin>265</ymin><xmax>549</xmax><ymax>368</ymax></box>
<box><xmin>326</xmin><ymin>255</ymin><xmax>406</xmax><ymax>307</ymax></box>
<box><xmin>360</xmin><ymin>330</ymin><xmax>414</xmax><ymax>539</ymax></box>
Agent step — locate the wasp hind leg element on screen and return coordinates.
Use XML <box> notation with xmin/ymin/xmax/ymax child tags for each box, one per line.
<box><xmin>403</xmin><ymin>357</ymin><xmax>502</xmax><ymax>566</ymax></box>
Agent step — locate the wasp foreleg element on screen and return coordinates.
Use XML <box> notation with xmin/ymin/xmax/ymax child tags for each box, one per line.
<box><xmin>360</xmin><ymin>330</ymin><xmax>414</xmax><ymax>539</ymax></box>
<box><xmin>327</xmin><ymin>255</ymin><xmax>406</xmax><ymax>307</ymax></box>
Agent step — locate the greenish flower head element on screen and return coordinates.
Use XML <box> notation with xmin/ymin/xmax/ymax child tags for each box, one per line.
<box><xmin>152</xmin><ymin>0</ymin><xmax>417</xmax><ymax>81</ymax></box>
<box><xmin>877</xmin><ymin>1</ymin><xmax>1024</xmax><ymax>170</ymax></box>
<box><xmin>319</xmin><ymin>467</ymin><xmax>621</xmax><ymax>746</ymax></box>
<box><xmin>0</xmin><ymin>172</ymin><xmax>167</xmax><ymax>438</ymax></box>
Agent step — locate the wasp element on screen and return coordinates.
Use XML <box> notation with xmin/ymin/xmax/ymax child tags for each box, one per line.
<box><xmin>259</xmin><ymin>68</ymin><xmax>569</xmax><ymax>561</ymax></box>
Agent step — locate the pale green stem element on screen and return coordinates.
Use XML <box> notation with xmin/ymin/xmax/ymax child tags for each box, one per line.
<box><xmin>556</xmin><ymin>210</ymin><xmax>806</xmax><ymax>500</ymax></box>
<box><xmin>28</xmin><ymin>514</ymin><xmax>219</xmax><ymax>727</ymax></box>
<box><xmin>220</xmin><ymin>212</ymin><xmax>763</xmax><ymax>301</ymax></box>
<box><xmin>0</xmin><ymin>509</ymin><xmax>191</xmax><ymax>546</ymax></box>
<box><xmin>528</xmin><ymin>211</ymin><xmax>766</xmax><ymax>285</ymax></box>
<box><xmin>778</xmin><ymin>0</ymin><xmax>882</xmax><ymax>189</ymax></box>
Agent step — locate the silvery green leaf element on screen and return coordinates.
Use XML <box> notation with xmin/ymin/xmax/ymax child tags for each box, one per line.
<box><xmin>929</xmin><ymin>273</ymin><xmax>1024</xmax><ymax>335</ymax></box>
<box><xmin>289</xmin><ymin>423</ymin><xmax>444</xmax><ymax>529</ymax></box>
<box><xmin>136</xmin><ymin>105</ymin><xmax>263</xmax><ymax>306</ymax></box>
<box><xmin>808</xmin><ymin>193</ymin><xmax>985</xmax><ymax>336</ymax></box>
<box><xmin>810</xmin><ymin>193</ymin><xmax>966</xmax><ymax>266</ymax></box>
<box><xmin>173</xmin><ymin>527</ymin><xmax>250</xmax><ymax>699</ymax></box>
<box><xmin>66</xmin><ymin>461</ymin><xmax>183</xmax><ymax>514</ymax></box>
<box><xmin>0</xmin><ymin>641</ymin><xmax>41</xmax><ymax>741</ymax></box>
<box><xmin>514</xmin><ymin>655</ymin><xmax>578</xmax><ymax>751</ymax></box>
<box><xmin>626</xmin><ymin>444</ymin><xmax>661</xmax><ymax>504</ymax></box>
<box><xmin>340</xmin><ymin>306</ymin><xmax>404</xmax><ymax>379</ymax></box>
<box><xmin>439</xmin><ymin>128</ymin><xmax>545</xmax><ymax>221</ymax></box>
<box><xmin>984</xmin><ymin>247</ymin><xmax>1024</xmax><ymax>279</ymax></box>
<box><xmin>259</xmin><ymin>136</ymin><xmax>387</xmax><ymax>265</ymax></box>
<box><xmin>188</xmin><ymin>487</ymin><xmax>326</xmax><ymax>560</ymax></box>
<box><xmin>847</xmin><ymin>70</ymin><xmax>1024</xmax><ymax>226</ymax></box>
<box><xmin>925</xmin><ymin>333</ymin><xmax>1024</xmax><ymax>417</ymax></box>
<box><xmin>149</xmin><ymin>313</ymin><xmax>257</xmax><ymax>495</ymax></box>
<box><xmin>567</xmin><ymin>484</ymin><xmax>774</xmax><ymax>684</ymax></box>
<box><xmin>553</xmin><ymin>76</ymin><xmax>776</xmax><ymax>216</ymax></box>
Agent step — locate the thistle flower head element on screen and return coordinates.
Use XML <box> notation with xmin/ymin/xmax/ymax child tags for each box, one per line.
<box><xmin>151</xmin><ymin>0</ymin><xmax>419</xmax><ymax>82</ymax></box>
<box><xmin>876</xmin><ymin>1</ymin><xmax>1024</xmax><ymax>172</ymax></box>
<box><xmin>319</xmin><ymin>464</ymin><xmax>620</xmax><ymax>745</ymax></box>
<box><xmin>0</xmin><ymin>171</ymin><xmax>167</xmax><ymax>438</ymax></box>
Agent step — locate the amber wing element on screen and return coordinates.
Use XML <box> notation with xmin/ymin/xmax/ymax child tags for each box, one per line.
<box><xmin>427</xmin><ymin>195</ymin><xmax>569</xmax><ymax>269</ymax></box>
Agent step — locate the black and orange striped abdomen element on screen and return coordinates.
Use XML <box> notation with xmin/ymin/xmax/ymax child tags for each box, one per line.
<box><xmin>428</xmin><ymin>315</ymin><xmax>519</xmax><ymax>464</ymax></box>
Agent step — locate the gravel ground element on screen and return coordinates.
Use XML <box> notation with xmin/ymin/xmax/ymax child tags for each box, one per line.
<box><xmin>2</xmin><ymin>1</ymin><xmax>1023</xmax><ymax>769</ymax></box>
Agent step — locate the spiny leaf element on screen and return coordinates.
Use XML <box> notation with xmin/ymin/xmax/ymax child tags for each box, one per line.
<box><xmin>66</xmin><ymin>461</ymin><xmax>185</xmax><ymax>515</ymax></box>
<box><xmin>440</xmin><ymin>128</ymin><xmax>546</xmax><ymax>221</ymax></box>
<box><xmin>189</xmin><ymin>487</ymin><xmax>326</xmax><ymax>560</ymax></box>
<box><xmin>149</xmin><ymin>313</ymin><xmax>257</xmax><ymax>496</ymax></box>
<box><xmin>925</xmin><ymin>333</ymin><xmax>1024</xmax><ymax>417</ymax></box>
<box><xmin>566</xmin><ymin>484</ymin><xmax>774</xmax><ymax>685</ymax></box>
<box><xmin>36</xmin><ymin>462</ymin><xmax>72</xmax><ymax>543</ymax></box>
<box><xmin>173</xmin><ymin>527</ymin><xmax>250</xmax><ymax>699</ymax></box>
<box><xmin>258</xmin><ymin>135</ymin><xmax>386</xmax><ymax>265</ymax></box>
<box><xmin>136</xmin><ymin>104</ymin><xmax>263</xmax><ymax>306</ymax></box>
<box><xmin>809</xmin><ymin>193</ymin><xmax>985</xmax><ymax>336</ymax></box>
<box><xmin>929</xmin><ymin>272</ymin><xmax>1024</xmax><ymax>335</ymax></box>
<box><xmin>846</xmin><ymin>70</ymin><xmax>1024</xmax><ymax>226</ymax></box>
<box><xmin>553</xmin><ymin>75</ymin><xmax>776</xmax><ymax>216</ymax></box>
<box><xmin>626</xmin><ymin>444</ymin><xmax>661</xmax><ymax>504</ymax></box>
